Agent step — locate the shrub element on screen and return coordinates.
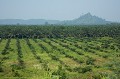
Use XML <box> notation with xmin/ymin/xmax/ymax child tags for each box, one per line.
<box><xmin>51</xmin><ymin>55</ymin><xmax>59</xmax><ymax>61</ymax></box>
<box><xmin>52</xmin><ymin>65</ymin><xmax>67</xmax><ymax>79</ymax></box>
<box><xmin>86</xmin><ymin>57</ymin><xmax>95</xmax><ymax>65</ymax></box>
<box><xmin>102</xmin><ymin>55</ymin><xmax>108</xmax><ymax>58</ymax></box>
<box><xmin>81</xmin><ymin>66</ymin><xmax>92</xmax><ymax>73</ymax></box>
<box><xmin>93</xmin><ymin>72</ymin><xmax>118</xmax><ymax>79</ymax></box>
<box><xmin>110</xmin><ymin>45</ymin><xmax>115</xmax><ymax>50</ymax></box>
<box><xmin>0</xmin><ymin>62</ymin><xmax>3</xmax><ymax>72</ymax></box>
<box><xmin>74</xmin><ymin>66</ymin><xmax>92</xmax><ymax>73</ymax></box>
<box><xmin>73</xmin><ymin>67</ymin><xmax>82</xmax><ymax>73</ymax></box>
<box><xmin>3</xmin><ymin>57</ymin><xmax>9</xmax><ymax>60</ymax></box>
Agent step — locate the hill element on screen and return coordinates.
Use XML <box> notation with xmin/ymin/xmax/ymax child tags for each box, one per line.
<box><xmin>0</xmin><ymin>19</ymin><xmax>60</xmax><ymax>25</ymax></box>
<box><xmin>59</xmin><ymin>13</ymin><xmax>111</xmax><ymax>25</ymax></box>
<box><xmin>0</xmin><ymin>13</ymin><xmax>112</xmax><ymax>25</ymax></box>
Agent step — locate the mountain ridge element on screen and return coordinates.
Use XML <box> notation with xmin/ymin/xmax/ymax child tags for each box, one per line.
<box><xmin>59</xmin><ymin>13</ymin><xmax>111</xmax><ymax>25</ymax></box>
<box><xmin>0</xmin><ymin>13</ymin><xmax>112</xmax><ymax>25</ymax></box>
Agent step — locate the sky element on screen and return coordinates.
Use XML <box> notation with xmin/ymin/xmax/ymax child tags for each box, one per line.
<box><xmin>0</xmin><ymin>0</ymin><xmax>120</xmax><ymax>22</ymax></box>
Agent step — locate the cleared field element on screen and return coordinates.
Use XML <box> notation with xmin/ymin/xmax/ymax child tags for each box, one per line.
<box><xmin>0</xmin><ymin>37</ymin><xmax>120</xmax><ymax>79</ymax></box>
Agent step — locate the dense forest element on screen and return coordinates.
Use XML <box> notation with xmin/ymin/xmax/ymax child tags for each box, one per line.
<box><xmin>0</xmin><ymin>24</ymin><xmax>120</xmax><ymax>39</ymax></box>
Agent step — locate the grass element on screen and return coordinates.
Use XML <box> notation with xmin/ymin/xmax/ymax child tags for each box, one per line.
<box><xmin>0</xmin><ymin>37</ymin><xmax>120</xmax><ymax>79</ymax></box>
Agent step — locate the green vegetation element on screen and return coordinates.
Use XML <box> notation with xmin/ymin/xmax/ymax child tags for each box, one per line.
<box><xmin>0</xmin><ymin>24</ymin><xmax>120</xmax><ymax>38</ymax></box>
<box><xmin>0</xmin><ymin>24</ymin><xmax>120</xmax><ymax>79</ymax></box>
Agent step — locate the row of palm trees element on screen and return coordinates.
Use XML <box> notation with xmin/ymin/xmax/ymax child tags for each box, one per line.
<box><xmin>0</xmin><ymin>24</ymin><xmax>120</xmax><ymax>38</ymax></box>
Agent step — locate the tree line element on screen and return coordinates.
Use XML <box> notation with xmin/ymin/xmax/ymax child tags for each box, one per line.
<box><xmin>0</xmin><ymin>24</ymin><xmax>120</xmax><ymax>38</ymax></box>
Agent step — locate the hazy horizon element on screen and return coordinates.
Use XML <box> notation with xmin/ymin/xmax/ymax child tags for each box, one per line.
<box><xmin>0</xmin><ymin>0</ymin><xmax>120</xmax><ymax>22</ymax></box>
